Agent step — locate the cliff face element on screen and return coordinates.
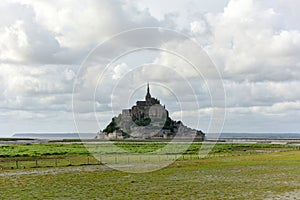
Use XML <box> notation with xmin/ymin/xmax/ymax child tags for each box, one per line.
<box><xmin>100</xmin><ymin>84</ymin><xmax>205</xmax><ymax>140</ymax></box>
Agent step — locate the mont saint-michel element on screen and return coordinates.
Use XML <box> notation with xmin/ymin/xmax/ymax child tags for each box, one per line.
<box><xmin>98</xmin><ymin>84</ymin><xmax>205</xmax><ymax>140</ymax></box>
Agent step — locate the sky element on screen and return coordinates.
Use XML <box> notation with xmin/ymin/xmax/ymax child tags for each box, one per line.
<box><xmin>0</xmin><ymin>0</ymin><xmax>300</xmax><ymax>137</ymax></box>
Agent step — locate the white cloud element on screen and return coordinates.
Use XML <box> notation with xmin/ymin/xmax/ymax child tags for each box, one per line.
<box><xmin>228</xmin><ymin>101</ymin><xmax>300</xmax><ymax>116</ymax></box>
<box><xmin>202</xmin><ymin>0</ymin><xmax>300</xmax><ymax>82</ymax></box>
<box><xmin>0</xmin><ymin>64</ymin><xmax>76</xmax><ymax>96</ymax></box>
<box><xmin>12</xmin><ymin>0</ymin><xmax>160</xmax><ymax>49</ymax></box>
<box><xmin>224</xmin><ymin>80</ymin><xmax>300</xmax><ymax>107</ymax></box>
<box><xmin>190</xmin><ymin>20</ymin><xmax>208</xmax><ymax>35</ymax></box>
<box><xmin>112</xmin><ymin>63</ymin><xmax>128</xmax><ymax>80</ymax></box>
<box><xmin>0</xmin><ymin>0</ymin><xmax>300</xmax><ymax>135</ymax></box>
<box><xmin>0</xmin><ymin>20</ymin><xmax>28</xmax><ymax>62</ymax></box>
<box><xmin>0</xmin><ymin>2</ymin><xmax>61</xmax><ymax>64</ymax></box>
<box><xmin>0</xmin><ymin>64</ymin><xmax>77</xmax><ymax>115</ymax></box>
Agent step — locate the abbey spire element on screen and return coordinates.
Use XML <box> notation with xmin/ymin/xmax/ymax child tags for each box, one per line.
<box><xmin>145</xmin><ymin>82</ymin><xmax>151</xmax><ymax>102</ymax></box>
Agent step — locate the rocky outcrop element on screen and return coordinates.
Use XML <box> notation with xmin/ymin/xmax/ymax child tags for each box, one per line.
<box><xmin>99</xmin><ymin>84</ymin><xmax>205</xmax><ymax>141</ymax></box>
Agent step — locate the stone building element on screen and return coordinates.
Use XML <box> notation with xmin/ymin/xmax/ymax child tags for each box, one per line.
<box><xmin>129</xmin><ymin>83</ymin><xmax>167</xmax><ymax>121</ymax></box>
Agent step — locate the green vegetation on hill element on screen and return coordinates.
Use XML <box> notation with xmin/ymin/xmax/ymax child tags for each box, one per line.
<box><xmin>162</xmin><ymin>117</ymin><xmax>177</xmax><ymax>132</ymax></box>
<box><xmin>103</xmin><ymin>115</ymin><xmax>181</xmax><ymax>134</ymax></box>
<box><xmin>134</xmin><ymin>117</ymin><xmax>151</xmax><ymax>126</ymax></box>
<box><xmin>103</xmin><ymin>118</ymin><xmax>119</xmax><ymax>133</ymax></box>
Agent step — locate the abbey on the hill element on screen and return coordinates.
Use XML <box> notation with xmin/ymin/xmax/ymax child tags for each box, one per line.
<box><xmin>98</xmin><ymin>83</ymin><xmax>204</xmax><ymax>140</ymax></box>
<box><xmin>122</xmin><ymin>83</ymin><xmax>167</xmax><ymax>125</ymax></box>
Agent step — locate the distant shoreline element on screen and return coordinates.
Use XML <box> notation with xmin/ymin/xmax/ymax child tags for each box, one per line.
<box><xmin>1</xmin><ymin>132</ymin><xmax>298</xmax><ymax>145</ymax></box>
<box><xmin>1</xmin><ymin>137</ymin><xmax>300</xmax><ymax>146</ymax></box>
<box><xmin>9</xmin><ymin>132</ymin><xmax>300</xmax><ymax>140</ymax></box>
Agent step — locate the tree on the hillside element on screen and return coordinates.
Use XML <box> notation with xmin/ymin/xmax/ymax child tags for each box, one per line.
<box><xmin>103</xmin><ymin>118</ymin><xmax>119</xmax><ymax>133</ymax></box>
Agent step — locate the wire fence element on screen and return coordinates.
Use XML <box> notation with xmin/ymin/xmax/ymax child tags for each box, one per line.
<box><xmin>0</xmin><ymin>154</ymin><xmax>198</xmax><ymax>170</ymax></box>
<box><xmin>0</xmin><ymin>148</ymin><xmax>298</xmax><ymax>171</ymax></box>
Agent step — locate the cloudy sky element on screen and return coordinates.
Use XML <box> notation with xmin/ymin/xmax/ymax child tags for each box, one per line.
<box><xmin>0</xmin><ymin>0</ymin><xmax>299</xmax><ymax>137</ymax></box>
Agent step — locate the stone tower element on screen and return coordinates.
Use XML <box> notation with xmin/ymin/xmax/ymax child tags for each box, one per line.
<box><xmin>145</xmin><ymin>82</ymin><xmax>151</xmax><ymax>104</ymax></box>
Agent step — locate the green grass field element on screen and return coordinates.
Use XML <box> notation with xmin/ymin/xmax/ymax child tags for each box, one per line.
<box><xmin>0</xmin><ymin>142</ymin><xmax>299</xmax><ymax>199</ymax></box>
<box><xmin>0</xmin><ymin>142</ymin><xmax>295</xmax><ymax>158</ymax></box>
<box><xmin>0</xmin><ymin>142</ymin><xmax>297</xmax><ymax>169</ymax></box>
